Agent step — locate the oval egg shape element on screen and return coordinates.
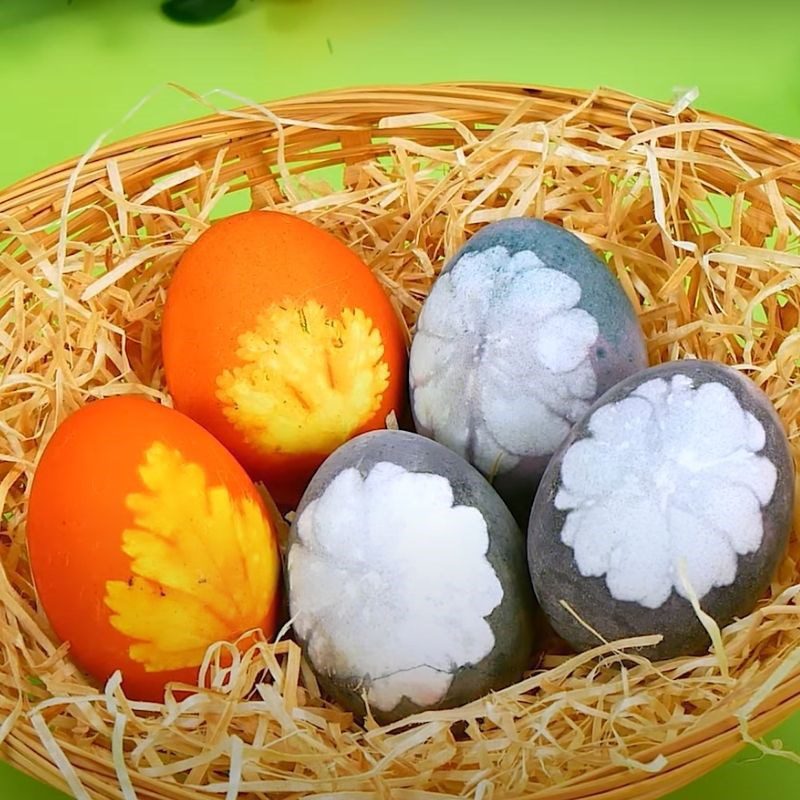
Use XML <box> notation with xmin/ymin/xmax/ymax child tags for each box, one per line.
<box><xmin>409</xmin><ymin>217</ymin><xmax>647</xmax><ymax>522</ymax></box>
<box><xmin>286</xmin><ymin>429</ymin><xmax>537</xmax><ymax>723</ymax></box>
<box><xmin>27</xmin><ymin>396</ymin><xmax>282</xmax><ymax>701</ymax></box>
<box><xmin>528</xmin><ymin>360</ymin><xmax>794</xmax><ymax>660</ymax></box>
<box><xmin>162</xmin><ymin>210</ymin><xmax>408</xmax><ymax>510</ymax></box>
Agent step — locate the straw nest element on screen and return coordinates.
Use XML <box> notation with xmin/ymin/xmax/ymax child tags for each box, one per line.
<box><xmin>1</xmin><ymin>82</ymin><xmax>800</xmax><ymax>800</ymax></box>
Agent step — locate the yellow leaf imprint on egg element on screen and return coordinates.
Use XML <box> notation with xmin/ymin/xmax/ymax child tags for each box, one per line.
<box><xmin>216</xmin><ymin>300</ymin><xmax>390</xmax><ymax>454</ymax></box>
<box><xmin>104</xmin><ymin>442</ymin><xmax>279</xmax><ymax>673</ymax></box>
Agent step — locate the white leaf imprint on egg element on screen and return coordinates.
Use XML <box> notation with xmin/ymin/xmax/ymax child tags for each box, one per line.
<box><xmin>410</xmin><ymin>246</ymin><xmax>600</xmax><ymax>475</ymax></box>
<box><xmin>288</xmin><ymin>462</ymin><xmax>504</xmax><ymax>713</ymax></box>
<box><xmin>555</xmin><ymin>375</ymin><xmax>778</xmax><ymax>609</ymax></box>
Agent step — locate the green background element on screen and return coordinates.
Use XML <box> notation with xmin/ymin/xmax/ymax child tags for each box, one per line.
<box><xmin>1</xmin><ymin>0</ymin><xmax>799</xmax><ymax>797</ymax></box>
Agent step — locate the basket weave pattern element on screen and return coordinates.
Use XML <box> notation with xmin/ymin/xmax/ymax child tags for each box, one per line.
<box><xmin>1</xmin><ymin>83</ymin><xmax>800</xmax><ymax>800</ymax></box>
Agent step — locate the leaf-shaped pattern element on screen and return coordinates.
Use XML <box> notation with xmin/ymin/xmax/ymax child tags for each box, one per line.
<box><xmin>105</xmin><ymin>443</ymin><xmax>279</xmax><ymax>672</ymax></box>
<box><xmin>216</xmin><ymin>300</ymin><xmax>389</xmax><ymax>454</ymax></box>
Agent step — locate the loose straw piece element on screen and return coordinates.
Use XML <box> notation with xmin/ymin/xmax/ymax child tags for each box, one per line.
<box><xmin>105</xmin><ymin>672</ymin><xmax>138</xmax><ymax>800</ymax></box>
<box><xmin>677</xmin><ymin>560</ymin><xmax>730</xmax><ymax>680</ymax></box>
<box><xmin>30</xmin><ymin>713</ymin><xmax>92</xmax><ymax>800</ymax></box>
<box><xmin>735</xmin><ymin>646</ymin><xmax>800</xmax><ymax>764</ymax></box>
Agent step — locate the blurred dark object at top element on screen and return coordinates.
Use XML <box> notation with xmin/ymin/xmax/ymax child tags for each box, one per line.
<box><xmin>162</xmin><ymin>0</ymin><xmax>239</xmax><ymax>24</ymax></box>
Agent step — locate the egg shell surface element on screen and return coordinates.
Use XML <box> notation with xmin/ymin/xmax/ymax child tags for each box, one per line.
<box><xmin>528</xmin><ymin>360</ymin><xmax>794</xmax><ymax>660</ymax></box>
<box><xmin>162</xmin><ymin>210</ymin><xmax>408</xmax><ymax>510</ymax></box>
<box><xmin>409</xmin><ymin>217</ymin><xmax>648</xmax><ymax>523</ymax></box>
<box><xmin>26</xmin><ymin>396</ymin><xmax>282</xmax><ymax>701</ymax></box>
<box><xmin>286</xmin><ymin>429</ymin><xmax>537</xmax><ymax>723</ymax></box>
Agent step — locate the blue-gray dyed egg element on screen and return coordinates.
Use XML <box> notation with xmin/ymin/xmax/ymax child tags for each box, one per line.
<box><xmin>286</xmin><ymin>429</ymin><xmax>537</xmax><ymax>723</ymax></box>
<box><xmin>409</xmin><ymin>217</ymin><xmax>648</xmax><ymax>522</ymax></box>
<box><xmin>528</xmin><ymin>360</ymin><xmax>794</xmax><ymax>660</ymax></box>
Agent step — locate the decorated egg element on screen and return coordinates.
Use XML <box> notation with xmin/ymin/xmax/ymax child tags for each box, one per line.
<box><xmin>162</xmin><ymin>210</ymin><xmax>407</xmax><ymax>510</ymax></box>
<box><xmin>409</xmin><ymin>217</ymin><xmax>647</xmax><ymax>522</ymax></box>
<box><xmin>286</xmin><ymin>429</ymin><xmax>537</xmax><ymax>722</ymax></box>
<box><xmin>528</xmin><ymin>360</ymin><xmax>794</xmax><ymax>660</ymax></box>
<box><xmin>26</xmin><ymin>396</ymin><xmax>282</xmax><ymax>701</ymax></box>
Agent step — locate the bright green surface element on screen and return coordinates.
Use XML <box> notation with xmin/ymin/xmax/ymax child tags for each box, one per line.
<box><xmin>1</xmin><ymin>0</ymin><xmax>799</xmax><ymax>797</ymax></box>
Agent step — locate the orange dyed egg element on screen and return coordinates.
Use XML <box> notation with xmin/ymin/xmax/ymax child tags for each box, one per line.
<box><xmin>27</xmin><ymin>396</ymin><xmax>281</xmax><ymax>702</ymax></box>
<box><xmin>161</xmin><ymin>210</ymin><xmax>407</xmax><ymax>509</ymax></box>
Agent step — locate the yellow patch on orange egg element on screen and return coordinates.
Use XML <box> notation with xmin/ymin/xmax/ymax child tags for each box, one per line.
<box><xmin>216</xmin><ymin>300</ymin><xmax>390</xmax><ymax>455</ymax></box>
<box><xmin>104</xmin><ymin>442</ymin><xmax>279</xmax><ymax>673</ymax></box>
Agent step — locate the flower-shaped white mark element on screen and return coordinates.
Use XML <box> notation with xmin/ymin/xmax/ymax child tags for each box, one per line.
<box><xmin>410</xmin><ymin>245</ymin><xmax>600</xmax><ymax>475</ymax></box>
<box><xmin>288</xmin><ymin>462</ymin><xmax>503</xmax><ymax>713</ymax></box>
<box><xmin>556</xmin><ymin>375</ymin><xmax>778</xmax><ymax>609</ymax></box>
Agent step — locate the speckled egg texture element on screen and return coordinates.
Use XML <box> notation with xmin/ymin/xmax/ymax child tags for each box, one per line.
<box><xmin>409</xmin><ymin>217</ymin><xmax>647</xmax><ymax>522</ymax></box>
<box><xmin>286</xmin><ymin>430</ymin><xmax>537</xmax><ymax>723</ymax></box>
<box><xmin>528</xmin><ymin>360</ymin><xmax>794</xmax><ymax>660</ymax></box>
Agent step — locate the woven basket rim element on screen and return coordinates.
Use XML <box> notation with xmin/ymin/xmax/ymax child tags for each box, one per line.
<box><xmin>4</xmin><ymin>80</ymin><xmax>800</xmax><ymax>213</ymax></box>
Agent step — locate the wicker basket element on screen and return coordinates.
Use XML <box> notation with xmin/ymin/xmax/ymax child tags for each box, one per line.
<box><xmin>1</xmin><ymin>82</ymin><xmax>800</xmax><ymax>800</ymax></box>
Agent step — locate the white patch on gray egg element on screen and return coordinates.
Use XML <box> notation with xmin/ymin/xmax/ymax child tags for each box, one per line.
<box><xmin>410</xmin><ymin>245</ymin><xmax>600</xmax><ymax>475</ymax></box>
<box><xmin>287</xmin><ymin>461</ymin><xmax>504</xmax><ymax>713</ymax></box>
<box><xmin>555</xmin><ymin>375</ymin><xmax>778</xmax><ymax>609</ymax></box>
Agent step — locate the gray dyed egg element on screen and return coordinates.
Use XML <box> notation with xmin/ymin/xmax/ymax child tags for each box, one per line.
<box><xmin>528</xmin><ymin>360</ymin><xmax>794</xmax><ymax>660</ymax></box>
<box><xmin>286</xmin><ymin>429</ymin><xmax>536</xmax><ymax>723</ymax></box>
<box><xmin>409</xmin><ymin>217</ymin><xmax>647</xmax><ymax>523</ymax></box>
